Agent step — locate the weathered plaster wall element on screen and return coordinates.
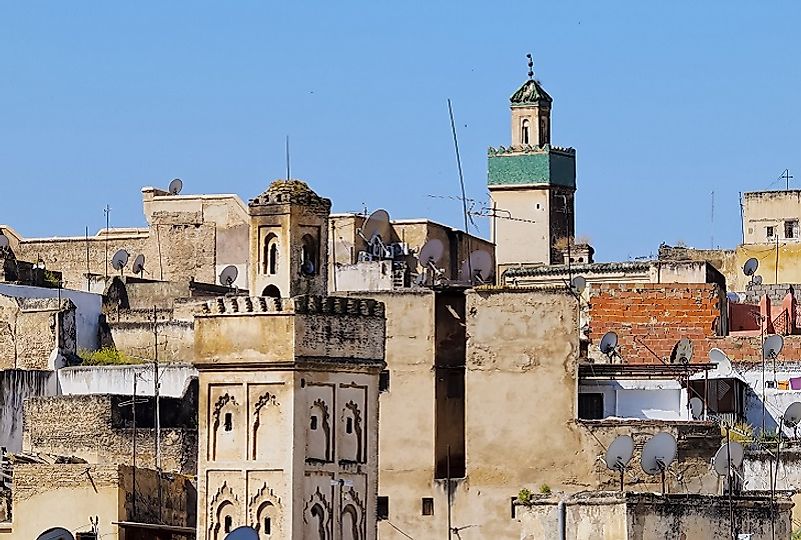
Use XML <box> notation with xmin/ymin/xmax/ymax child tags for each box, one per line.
<box><xmin>0</xmin><ymin>296</ymin><xmax>76</xmax><ymax>370</ymax></box>
<box><xmin>58</xmin><ymin>364</ymin><xmax>197</xmax><ymax>398</ymax></box>
<box><xmin>0</xmin><ymin>370</ymin><xmax>57</xmax><ymax>452</ymax></box>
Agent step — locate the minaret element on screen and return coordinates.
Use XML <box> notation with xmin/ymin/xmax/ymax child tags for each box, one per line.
<box><xmin>248</xmin><ymin>180</ymin><xmax>331</xmax><ymax>298</ymax></box>
<box><xmin>488</xmin><ymin>54</ymin><xmax>577</xmax><ymax>273</ymax></box>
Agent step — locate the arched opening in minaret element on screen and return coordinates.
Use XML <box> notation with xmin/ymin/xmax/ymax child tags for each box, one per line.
<box><xmin>262</xmin><ymin>285</ymin><xmax>281</xmax><ymax>298</ymax></box>
<box><xmin>521</xmin><ymin>119</ymin><xmax>530</xmax><ymax>145</ymax></box>
<box><xmin>263</xmin><ymin>233</ymin><xmax>278</xmax><ymax>275</ymax></box>
<box><xmin>300</xmin><ymin>234</ymin><xmax>318</xmax><ymax>276</ymax></box>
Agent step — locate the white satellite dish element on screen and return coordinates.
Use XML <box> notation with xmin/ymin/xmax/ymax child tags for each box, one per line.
<box><xmin>461</xmin><ymin>250</ymin><xmax>494</xmax><ymax>283</ymax></box>
<box><xmin>37</xmin><ymin>528</ymin><xmax>75</xmax><ymax>540</ymax></box>
<box><xmin>708</xmin><ymin>348</ymin><xmax>733</xmax><ymax>377</ymax></box>
<box><xmin>763</xmin><ymin>334</ymin><xmax>784</xmax><ymax>359</ymax></box>
<box><xmin>712</xmin><ymin>441</ymin><xmax>745</xmax><ymax>476</ymax></box>
<box><xmin>743</xmin><ymin>258</ymin><xmax>759</xmax><ymax>277</ymax></box>
<box><xmin>224</xmin><ymin>527</ymin><xmax>259</xmax><ymax>540</ymax></box>
<box><xmin>599</xmin><ymin>331</ymin><xmax>619</xmax><ymax>359</ymax></box>
<box><xmin>362</xmin><ymin>209</ymin><xmax>391</xmax><ymax>244</ymax></box>
<box><xmin>689</xmin><ymin>397</ymin><xmax>704</xmax><ymax>420</ymax></box>
<box><xmin>604</xmin><ymin>434</ymin><xmax>635</xmax><ymax>491</ymax></box>
<box><xmin>219</xmin><ymin>265</ymin><xmax>238</xmax><ymax>287</ymax></box>
<box><xmin>168</xmin><ymin>178</ymin><xmax>183</xmax><ymax>195</ymax></box>
<box><xmin>641</xmin><ymin>432</ymin><xmax>677</xmax><ymax>481</ymax></box>
<box><xmin>571</xmin><ymin>275</ymin><xmax>587</xmax><ymax>293</ymax></box>
<box><xmin>418</xmin><ymin>238</ymin><xmax>444</xmax><ymax>266</ymax></box>
<box><xmin>783</xmin><ymin>402</ymin><xmax>801</xmax><ymax>428</ymax></box>
<box><xmin>132</xmin><ymin>254</ymin><xmax>145</xmax><ymax>276</ymax></box>
<box><xmin>726</xmin><ymin>291</ymin><xmax>740</xmax><ymax>303</ymax></box>
<box><xmin>0</xmin><ymin>234</ymin><xmax>8</xmax><ymax>249</ymax></box>
<box><xmin>670</xmin><ymin>338</ymin><xmax>693</xmax><ymax>365</ymax></box>
<box><xmin>111</xmin><ymin>249</ymin><xmax>129</xmax><ymax>272</ymax></box>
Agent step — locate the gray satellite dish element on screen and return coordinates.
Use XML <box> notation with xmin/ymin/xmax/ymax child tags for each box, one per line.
<box><xmin>641</xmin><ymin>432</ymin><xmax>677</xmax><ymax>476</ymax></box>
<box><xmin>743</xmin><ymin>258</ymin><xmax>759</xmax><ymax>277</ymax></box>
<box><xmin>712</xmin><ymin>441</ymin><xmax>744</xmax><ymax>476</ymax></box>
<box><xmin>418</xmin><ymin>238</ymin><xmax>444</xmax><ymax>266</ymax></box>
<box><xmin>689</xmin><ymin>397</ymin><xmax>704</xmax><ymax>420</ymax></box>
<box><xmin>753</xmin><ymin>275</ymin><xmax>763</xmax><ymax>286</ymax></box>
<box><xmin>132</xmin><ymin>254</ymin><xmax>145</xmax><ymax>276</ymax></box>
<box><xmin>726</xmin><ymin>291</ymin><xmax>740</xmax><ymax>303</ymax></box>
<box><xmin>168</xmin><ymin>178</ymin><xmax>183</xmax><ymax>195</ymax></box>
<box><xmin>219</xmin><ymin>265</ymin><xmax>238</xmax><ymax>287</ymax></box>
<box><xmin>571</xmin><ymin>275</ymin><xmax>587</xmax><ymax>293</ymax></box>
<box><xmin>763</xmin><ymin>334</ymin><xmax>784</xmax><ymax>359</ymax></box>
<box><xmin>111</xmin><ymin>249</ymin><xmax>129</xmax><ymax>272</ymax></box>
<box><xmin>0</xmin><ymin>234</ymin><xmax>8</xmax><ymax>249</ymax></box>
<box><xmin>670</xmin><ymin>338</ymin><xmax>693</xmax><ymax>365</ymax></box>
<box><xmin>461</xmin><ymin>250</ymin><xmax>494</xmax><ymax>283</ymax></box>
<box><xmin>224</xmin><ymin>526</ymin><xmax>259</xmax><ymax>540</ymax></box>
<box><xmin>784</xmin><ymin>402</ymin><xmax>801</xmax><ymax>428</ymax></box>
<box><xmin>708</xmin><ymin>348</ymin><xmax>733</xmax><ymax>377</ymax></box>
<box><xmin>37</xmin><ymin>528</ymin><xmax>75</xmax><ymax>540</ymax></box>
<box><xmin>599</xmin><ymin>331</ymin><xmax>618</xmax><ymax>358</ymax></box>
<box><xmin>362</xmin><ymin>209</ymin><xmax>391</xmax><ymax>243</ymax></box>
<box><xmin>604</xmin><ymin>434</ymin><xmax>635</xmax><ymax>491</ymax></box>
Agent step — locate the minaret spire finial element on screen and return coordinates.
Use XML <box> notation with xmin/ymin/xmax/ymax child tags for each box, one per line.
<box><xmin>526</xmin><ymin>53</ymin><xmax>534</xmax><ymax>80</ymax></box>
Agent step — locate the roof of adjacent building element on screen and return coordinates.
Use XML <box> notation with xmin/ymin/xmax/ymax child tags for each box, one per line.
<box><xmin>504</xmin><ymin>261</ymin><xmax>651</xmax><ymax>278</ymax></box>
<box><xmin>510</xmin><ymin>79</ymin><xmax>553</xmax><ymax>105</ymax></box>
<box><xmin>249</xmin><ymin>179</ymin><xmax>331</xmax><ymax>208</ymax></box>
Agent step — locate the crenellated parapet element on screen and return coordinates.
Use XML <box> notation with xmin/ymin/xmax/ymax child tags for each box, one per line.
<box><xmin>202</xmin><ymin>295</ymin><xmax>384</xmax><ymax>318</ymax></box>
<box><xmin>488</xmin><ymin>144</ymin><xmax>575</xmax><ymax>156</ymax></box>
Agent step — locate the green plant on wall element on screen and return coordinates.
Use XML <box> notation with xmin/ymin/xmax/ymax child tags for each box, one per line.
<box><xmin>79</xmin><ymin>347</ymin><xmax>143</xmax><ymax>366</ymax></box>
<box><xmin>43</xmin><ymin>270</ymin><xmax>61</xmax><ymax>287</ymax></box>
<box><xmin>517</xmin><ymin>488</ymin><xmax>533</xmax><ymax>504</ymax></box>
<box><xmin>539</xmin><ymin>484</ymin><xmax>552</xmax><ymax>495</ymax></box>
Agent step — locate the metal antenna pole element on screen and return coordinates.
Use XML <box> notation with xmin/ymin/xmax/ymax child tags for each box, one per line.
<box><xmin>286</xmin><ymin>135</ymin><xmax>291</xmax><ymax>181</ymax></box>
<box><xmin>104</xmin><ymin>205</ymin><xmax>110</xmax><ymax>280</ymax></box>
<box><xmin>762</xmin><ymin>322</ymin><xmax>766</xmax><ymax>435</ymax></box>
<box><xmin>447</xmin><ymin>99</ymin><xmax>472</xmax><ymax>282</ymax></box>
<box><xmin>711</xmin><ymin>190</ymin><xmax>715</xmax><ymax>249</ymax></box>
<box><xmin>153</xmin><ymin>305</ymin><xmax>162</xmax><ymax>521</ymax></box>
<box><xmin>727</xmin><ymin>426</ymin><xmax>734</xmax><ymax>539</ymax></box>
<box><xmin>775</xmin><ymin>234</ymin><xmax>779</xmax><ymax>285</ymax></box>
<box><xmin>85</xmin><ymin>226</ymin><xmax>90</xmax><ymax>291</ymax></box>
<box><xmin>447</xmin><ymin>444</ymin><xmax>453</xmax><ymax>540</ymax></box>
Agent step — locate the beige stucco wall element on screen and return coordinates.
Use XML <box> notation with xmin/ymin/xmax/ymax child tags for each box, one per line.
<box><xmin>491</xmin><ymin>187</ymin><xmax>551</xmax><ymax>271</ymax></box>
<box><xmin>743</xmin><ymin>190</ymin><xmax>801</xmax><ymax>244</ymax></box>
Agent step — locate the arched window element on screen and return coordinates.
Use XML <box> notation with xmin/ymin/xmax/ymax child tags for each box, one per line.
<box><xmin>540</xmin><ymin>116</ymin><xmax>549</xmax><ymax>144</ymax></box>
<box><xmin>300</xmin><ymin>234</ymin><xmax>318</xmax><ymax>276</ymax></box>
<box><xmin>263</xmin><ymin>233</ymin><xmax>278</xmax><ymax>275</ymax></box>
<box><xmin>310</xmin><ymin>504</ymin><xmax>327</xmax><ymax>540</ymax></box>
<box><xmin>262</xmin><ymin>285</ymin><xmax>281</xmax><ymax>298</ymax></box>
<box><xmin>521</xmin><ymin>119</ymin><xmax>530</xmax><ymax>145</ymax></box>
<box><xmin>341</xmin><ymin>504</ymin><xmax>360</xmax><ymax>540</ymax></box>
<box><xmin>224</xmin><ymin>515</ymin><xmax>233</xmax><ymax>534</ymax></box>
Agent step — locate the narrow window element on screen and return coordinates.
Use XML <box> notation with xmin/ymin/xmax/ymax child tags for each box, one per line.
<box><xmin>269</xmin><ymin>243</ymin><xmax>278</xmax><ymax>275</ymax></box>
<box><xmin>422</xmin><ymin>497</ymin><xmax>434</xmax><ymax>516</ymax></box>
<box><xmin>346</xmin><ymin>417</ymin><xmax>353</xmax><ymax>434</ymax></box>
<box><xmin>521</xmin><ymin>119</ymin><xmax>530</xmax><ymax>145</ymax></box>
<box><xmin>379</xmin><ymin>370</ymin><xmax>390</xmax><ymax>392</ymax></box>
<box><xmin>540</xmin><ymin>116</ymin><xmax>550</xmax><ymax>144</ymax></box>
<box><xmin>767</xmin><ymin>226</ymin><xmax>775</xmax><ymax>238</ymax></box>
<box><xmin>263</xmin><ymin>517</ymin><xmax>271</xmax><ymax>535</ymax></box>
<box><xmin>377</xmin><ymin>496</ymin><xmax>389</xmax><ymax>520</ymax></box>
<box><xmin>224</xmin><ymin>412</ymin><xmax>233</xmax><ymax>432</ymax></box>
<box><xmin>511</xmin><ymin>497</ymin><xmax>517</xmax><ymax>519</ymax></box>
<box><xmin>786</xmin><ymin>220</ymin><xmax>798</xmax><ymax>239</ymax></box>
<box><xmin>224</xmin><ymin>515</ymin><xmax>233</xmax><ymax>533</ymax></box>
<box><xmin>310</xmin><ymin>415</ymin><xmax>318</xmax><ymax>431</ymax></box>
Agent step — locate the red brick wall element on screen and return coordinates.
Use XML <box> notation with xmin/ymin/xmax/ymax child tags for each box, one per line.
<box><xmin>590</xmin><ymin>283</ymin><xmax>722</xmax><ymax>364</ymax></box>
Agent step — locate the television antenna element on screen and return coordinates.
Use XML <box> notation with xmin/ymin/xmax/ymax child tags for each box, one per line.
<box><xmin>224</xmin><ymin>526</ymin><xmax>259</xmax><ymax>540</ymax></box>
<box><xmin>168</xmin><ymin>178</ymin><xmax>183</xmax><ymax>195</ymax></box>
<box><xmin>670</xmin><ymin>338</ymin><xmax>693</xmax><ymax>365</ymax></box>
<box><xmin>604</xmin><ymin>434</ymin><xmax>634</xmax><ymax>491</ymax></box>
<box><xmin>219</xmin><ymin>265</ymin><xmax>238</xmax><ymax>288</ymax></box>
<box><xmin>461</xmin><ymin>250</ymin><xmax>493</xmax><ymax>284</ymax></box>
<box><xmin>36</xmin><ymin>528</ymin><xmax>75</xmax><ymax>540</ymax></box>
<box><xmin>640</xmin><ymin>432</ymin><xmax>677</xmax><ymax>494</ymax></box>
<box><xmin>111</xmin><ymin>249</ymin><xmax>130</xmax><ymax>275</ymax></box>
<box><xmin>132</xmin><ymin>254</ymin><xmax>146</xmax><ymax>278</ymax></box>
<box><xmin>689</xmin><ymin>397</ymin><xmax>704</xmax><ymax>420</ymax></box>
<box><xmin>599</xmin><ymin>331</ymin><xmax>620</xmax><ymax>362</ymax></box>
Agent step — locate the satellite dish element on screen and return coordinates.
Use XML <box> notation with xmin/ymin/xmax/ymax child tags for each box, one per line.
<box><xmin>111</xmin><ymin>249</ymin><xmax>129</xmax><ymax>271</ymax></box>
<box><xmin>362</xmin><ymin>209</ymin><xmax>391</xmax><ymax>243</ymax></box>
<box><xmin>132</xmin><ymin>254</ymin><xmax>145</xmax><ymax>276</ymax></box>
<box><xmin>168</xmin><ymin>178</ymin><xmax>183</xmax><ymax>195</ymax></box>
<box><xmin>418</xmin><ymin>238</ymin><xmax>444</xmax><ymax>266</ymax></box>
<box><xmin>784</xmin><ymin>402</ymin><xmax>801</xmax><ymax>427</ymax></box>
<box><xmin>726</xmin><ymin>292</ymin><xmax>740</xmax><ymax>303</ymax></box>
<box><xmin>0</xmin><ymin>234</ymin><xmax>8</xmax><ymax>249</ymax></box>
<box><xmin>461</xmin><ymin>250</ymin><xmax>494</xmax><ymax>283</ymax></box>
<box><xmin>301</xmin><ymin>259</ymin><xmax>316</xmax><ymax>276</ymax></box>
<box><xmin>689</xmin><ymin>397</ymin><xmax>704</xmax><ymax>420</ymax></box>
<box><xmin>743</xmin><ymin>258</ymin><xmax>759</xmax><ymax>276</ymax></box>
<box><xmin>571</xmin><ymin>275</ymin><xmax>587</xmax><ymax>293</ymax></box>
<box><xmin>599</xmin><ymin>331</ymin><xmax>618</xmax><ymax>357</ymax></box>
<box><xmin>219</xmin><ymin>265</ymin><xmax>238</xmax><ymax>287</ymax></box>
<box><xmin>708</xmin><ymin>348</ymin><xmax>733</xmax><ymax>377</ymax></box>
<box><xmin>604</xmin><ymin>435</ymin><xmax>634</xmax><ymax>472</ymax></box>
<box><xmin>712</xmin><ymin>441</ymin><xmax>745</xmax><ymax>476</ymax></box>
<box><xmin>224</xmin><ymin>527</ymin><xmax>259</xmax><ymax>540</ymax></box>
<box><xmin>763</xmin><ymin>334</ymin><xmax>784</xmax><ymax>359</ymax></box>
<box><xmin>753</xmin><ymin>275</ymin><xmax>763</xmax><ymax>286</ymax></box>
<box><xmin>36</xmin><ymin>528</ymin><xmax>75</xmax><ymax>540</ymax></box>
<box><xmin>641</xmin><ymin>432</ymin><xmax>677</xmax><ymax>475</ymax></box>
<box><xmin>670</xmin><ymin>338</ymin><xmax>693</xmax><ymax>364</ymax></box>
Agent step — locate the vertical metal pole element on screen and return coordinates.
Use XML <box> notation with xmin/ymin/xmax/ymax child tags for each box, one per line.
<box><xmin>447</xmin><ymin>445</ymin><xmax>452</xmax><ymax>540</ymax></box>
<box><xmin>776</xmin><ymin>234</ymin><xmax>780</xmax><ymax>284</ymax></box>
<box><xmin>762</xmin><ymin>322</ymin><xmax>766</xmax><ymax>435</ymax></box>
<box><xmin>286</xmin><ymin>135</ymin><xmax>291</xmax><ymax>181</ymax></box>
<box><xmin>704</xmin><ymin>369</ymin><xmax>709</xmax><ymax>421</ymax></box>
<box><xmin>447</xmin><ymin>99</ymin><xmax>472</xmax><ymax>282</ymax></box>
<box><xmin>153</xmin><ymin>305</ymin><xmax>162</xmax><ymax>521</ymax></box>
<box><xmin>85</xmin><ymin>226</ymin><xmax>90</xmax><ymax>291</ymax></box>
<box><xmin>132</xmin><ymin>373</ymin><xmax>137</xmax><ymax>518</ymax></box>
<box><xmin>104</xmin><ymin>205</ymin><xmax>110</xmax><ymax>280</ymax></box>
<box><xmin>727</xmin><ymin>426</ymin><xmax>734</xmax><ymax>540</ymax></box>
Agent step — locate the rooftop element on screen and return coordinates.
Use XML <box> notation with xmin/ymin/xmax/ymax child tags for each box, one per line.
<box><xmin>510</xmin><ymin>79</ymin><xmax>553</xmax><ymax>106</ymax></box>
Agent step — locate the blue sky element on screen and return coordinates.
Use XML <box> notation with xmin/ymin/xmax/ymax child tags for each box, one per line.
<box><xmin>1</xmin><ymin>2</ymin><xmax>800</xmax><ymax>261</ymax></box>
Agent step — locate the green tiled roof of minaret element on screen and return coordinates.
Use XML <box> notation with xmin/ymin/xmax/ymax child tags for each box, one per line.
<box><xmin>510</xmin><ymin>79</ymin><xmax>552</xmax><ymax>106</ymax></box>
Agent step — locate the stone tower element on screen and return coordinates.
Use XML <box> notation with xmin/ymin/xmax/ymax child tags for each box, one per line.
<box><xmin>488</xmin><ymin>74</ymin><xmax>576</xmax><ymax>274</ymax></box>
<box><xmin>248</xmin><ymin>180</ymin><xmax>331</xmax><ymax>298</ymax></box>
<box><xmin>195</xmin><ymin>294</ymin><xmax>385</xmax><ymax>539</ymax></box>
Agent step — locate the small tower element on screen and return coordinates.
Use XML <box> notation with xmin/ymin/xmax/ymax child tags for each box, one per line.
<box><xmin>195</xmin><ymin>294</ymin><xmax>385</xmax><ymax>540</ymax></box>
<box><xmin>488</xmin><ymin>56</ymin><xmax>576</xmax><ymax>273</ymax></box>
<box><xmin>248</xmin><ymin>180</ymin><xmax>331</xmax><ymax>298</ymax></box>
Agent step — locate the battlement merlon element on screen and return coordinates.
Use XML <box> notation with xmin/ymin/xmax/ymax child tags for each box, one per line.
<box><xmin>194</xmin><ymin>295</ymin><xmax>386</xmax><ymax>366</ymax></box>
